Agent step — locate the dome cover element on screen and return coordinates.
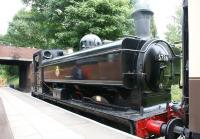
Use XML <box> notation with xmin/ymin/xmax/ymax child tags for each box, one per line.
<box><xmin>80</xmin><ymin>34</ymin><xmax>102</xmax><ymax>49</ymax></box>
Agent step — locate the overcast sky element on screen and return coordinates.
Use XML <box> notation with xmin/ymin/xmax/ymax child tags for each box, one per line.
<box><xmin>149</xmin><ymin>0</ymin><xmax>181</xmax><ymax>39</ymax></box>
<box><xmin>0</xmin><ymin>0</ymin><xmax>24</xmax><ymax>35</ymax></box>
<box><xmin>0</xmin><ymin>0</ymin><xmax>181</xmax><ymax>39</ymax></box>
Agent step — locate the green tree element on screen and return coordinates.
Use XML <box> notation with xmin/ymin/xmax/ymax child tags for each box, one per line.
<box><xmin>151</xmin><ymin>18</ymin><xmax>158</xmax><ymax>38</ymax></box>
<box><xmin>56</xmin><ymin>0</ymin><xmax>133</xmax><ymax>48</ymax></box>
<box><xmin>3</xmin><ymin>0</ymin><xmax>157</xmax><ymax>49</ymax></box>
<box><xmin>165</xmin><ymin>8</ymin><xmax>182</xmax><ymax>44</ymax></box>
<box><xmin>1</xmin><ymin>9</ymin><xmax>48</xmax><ymax>48</ymax></box>
<box><xmin>13</xmin><ymin>0</ymin><xmax>133</xmax><ymax>49</ymax></box>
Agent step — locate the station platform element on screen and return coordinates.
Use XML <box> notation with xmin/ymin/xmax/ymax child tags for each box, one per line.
<box><xmin>0</xmin><ymin>87</ymin><xmax>140</xmax><ymax>139</ymax></box>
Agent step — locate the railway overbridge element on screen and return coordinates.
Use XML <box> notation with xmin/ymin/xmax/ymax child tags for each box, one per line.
<box><xmin>0</xmin><ymin>45</ymin><xmax>38</xmax><ymax>91</ymax></box>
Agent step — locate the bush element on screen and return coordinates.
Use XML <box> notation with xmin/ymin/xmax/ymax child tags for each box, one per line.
<box><xmin>171</xmin><ymin>85</ymin><xmax>182</xmax><ymax>102</ymax></box>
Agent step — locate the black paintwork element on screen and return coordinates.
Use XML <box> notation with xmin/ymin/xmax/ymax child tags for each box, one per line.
<box><xmin>32</xmin><ymin>37</ymin><xmax>180</xmax><ymax>111</ymax></box>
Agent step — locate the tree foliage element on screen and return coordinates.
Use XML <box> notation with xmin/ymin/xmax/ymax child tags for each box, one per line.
<box><xmin>0</xmin><ymin>65</ymin><xmax>18</xmax><ymax>77</ymax></box>
<box><xmin>151</xmin><ymin>18</ymin><xmax>158</xmax><ymax>38</ymax></box>
<box><xmin>3</xmin><ymin>9</ymin><xmax>48</xmax><ymax>48</ymax></box>
<box><xmin>58</xmin><ymin>0</ymin><xmax>134</xmax><ymax>48</ymax></box>
<box><xmin>2</xmin><ymin>0</ymin><xmax>133</xmax><ymax>49</ymax></box>
<box><xmin>165</xmin><ymin>8</ymin><xmax>182</xmax><ymax>44</ymax></box>
<box><xmin>1</xmin><ymin>0</ymin><xmax>157</xmax><ymax>50</ymax></box>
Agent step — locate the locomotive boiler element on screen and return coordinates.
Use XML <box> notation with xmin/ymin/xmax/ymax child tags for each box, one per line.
<box><xmin>32</xmin><ymin>3</ymin><xmax>182</xmax><ymax>138</ymax></box>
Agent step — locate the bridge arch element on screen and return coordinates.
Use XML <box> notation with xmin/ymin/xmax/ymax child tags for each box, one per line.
<box><xmin>0</xmin><ymin>45</ymin><xmax>38</xmax><ymax>91</ymax></box>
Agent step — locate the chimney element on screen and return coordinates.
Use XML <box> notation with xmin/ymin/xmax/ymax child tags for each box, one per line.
<box><xmin>132</xmin><ymin>0</ymin><xmax>153</xmax><ymax>39</ymax></box>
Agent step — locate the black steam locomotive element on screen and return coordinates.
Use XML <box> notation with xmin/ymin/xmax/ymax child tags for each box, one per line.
<box><xmin>33</xmin><ymin>36</ymin><xmax>179</xmax><ymax>108</ymax></box>
<box><xmin>32</xmin><ymin>5</ymin><xmax>181</xmax><ymax>138</ymax></box>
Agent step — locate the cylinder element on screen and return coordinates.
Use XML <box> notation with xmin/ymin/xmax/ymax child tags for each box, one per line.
<box><xmin>146</xmin><ymin>119</ymin><xmax>165</xmax><ymax>135</ymax></box>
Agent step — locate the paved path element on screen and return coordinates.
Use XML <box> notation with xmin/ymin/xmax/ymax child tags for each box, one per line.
<box><xmin>0</xmin><ymin>97</ymin><xmax>13</xmax><ymax>139</ymax></box>
<box><xmin>0</xmin><ymin>87</ymin><xmax>140</xmax><ymax>139</ymax></box>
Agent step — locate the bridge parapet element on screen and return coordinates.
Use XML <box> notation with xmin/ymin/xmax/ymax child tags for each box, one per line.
<box><xmin>0</xmin><ymin>45</ymin><xmax>38</xmax><ymax>62</ymax></box>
